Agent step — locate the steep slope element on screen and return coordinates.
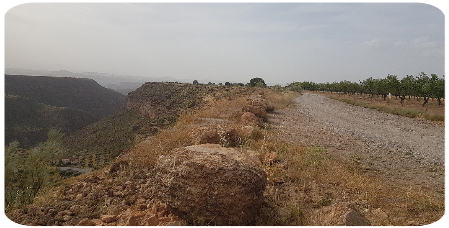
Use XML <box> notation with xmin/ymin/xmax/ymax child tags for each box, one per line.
<box><xmin>5</xmin><ymin>95</ymin><xmax>97</xmax><ymax>148</ymax></box>
<box><xmin>5</xmin><ymin>74</ymin><xmax>127</xmax><ymax>119</ymax></box>
<box><xmin>63</xmin><ymin>82</ymin><xmax>237</xmax><ymax>168</ymax></box>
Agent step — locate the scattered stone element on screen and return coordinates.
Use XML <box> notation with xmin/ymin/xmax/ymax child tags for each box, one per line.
<box><xmin>191</xmin><ymin>125</ymin><xmax>241</xmax><ymax>147</ymax></box>
<box><xmin>278</xmin><ymin>207</ymin><xmax>292</xmax><ymax>219</ymax></box>
<box><xmin>372</xmin><ymin>208</ymin><xmax>388</xmax><ymax>220</ymax></box>
<box><xmin>319</xmin><ymin>203</ymin><xmax>371</xmax><ymax>226</ymax></box>
<box><xmin>100</xmin><ymin>214</ymin><xmax>118</xmax><ymax>223</ymax></box>
<box><xmin>264</xmin><ymin>152</ymin><xmax>279</xmax><ymax>165</ymax></box>
<box><xmin>242</xmin><ymin>105</ymin><xmax>267</xmax><ymax>119</ymax></box>
<box><xmin>185</xmin><ymin>144</ymin><xmax>262</xmax><ymax>167</ymax></box>
<box><xmin>77</xmin><ymin>218</ymin><xmax>96</xmax><ymax>226</ymax></box>
<box><xmin>146</xmin><ymin>215</ymin><xmax>159</xmax><ymax>226</ymax></box>
<box><xmin>249</xmin><ymin>97</ymin><xmax>275</xmax><ymax>112</ymax></box>
<box><xmin>240</xmin><ymin>112</ymin><xmax>260</xmax><ymax>125</ymax></box>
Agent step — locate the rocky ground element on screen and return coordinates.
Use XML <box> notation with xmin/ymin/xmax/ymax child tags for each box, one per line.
<box><xmin>5</xmin><ymin>90</ymin><xmax>444</xmax><ymax>226</ymax></box>
<box><xmin>270</xmin><ymin>92</ymin><xmax>445</xmax><ymax>195</ymax></box>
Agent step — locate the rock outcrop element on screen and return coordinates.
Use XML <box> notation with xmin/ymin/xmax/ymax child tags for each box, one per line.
<box><xmin>319</xmin><ymin>203</ymin><xmax>371</xmax><ymax>226</ymax></box>
<box><xmin>241</xmin><ymin>94</ymin><xmax>274</xmax><ymax>120</ymax></box>
<box><xmin>153</xmin><ymin>145</ymin><xmax>267</xmax><ymax>225</ymax></box>
<box><xmin>190</xmin><ymin>124</ymin><xmax>241</xmax><ymax>147</ymax></box>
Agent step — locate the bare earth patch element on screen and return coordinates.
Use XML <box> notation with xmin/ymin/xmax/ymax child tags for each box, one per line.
<box><xmin>270</xmin><ymin>93</ymin><xmax>444</xmax><ymax>200</ymax></box>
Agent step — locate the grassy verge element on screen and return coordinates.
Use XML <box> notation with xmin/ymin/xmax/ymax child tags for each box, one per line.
<box><xmin>330</xmin><ymin>97</ymin><xmax>444</xmax><ymax>122</ymax></box>
<box><xmin>124</xmin><ymin>88</ymin><xmax>444</xmax><ymax>225</ymax></box>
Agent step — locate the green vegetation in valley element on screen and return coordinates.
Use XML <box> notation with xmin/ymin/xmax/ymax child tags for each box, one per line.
<box><xmin>63</xmin><ymin>82</ymin><xmax>253</xmax><ymax>170</ymax></box>
<box><xmin>5</xmin><ymin>95</ymin><xmax>97</xmax><ymax>148</ymax></box>
<box><xmin>5</xmin><ymin>74</ymin><xmax>127</xmax><ymax>119</ymax></box>
<box><xmin>4</xmin><ymin>130</ymin><xmax>66</xmax><ymax>212</ymax></box>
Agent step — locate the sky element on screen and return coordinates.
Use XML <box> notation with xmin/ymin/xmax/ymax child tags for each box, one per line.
<box><xmin>3</xmin><ymin>1</ymin><xmax>445</xmax><ymax>85</ymax></box>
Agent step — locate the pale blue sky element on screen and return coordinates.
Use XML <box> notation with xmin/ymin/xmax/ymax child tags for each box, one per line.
<box><xmin>4</xmin><ymin>2</ymin><xmax>445</xmax><ymax>85</ymax></box>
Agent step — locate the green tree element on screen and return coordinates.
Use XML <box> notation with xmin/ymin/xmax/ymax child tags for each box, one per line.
<box><xmin>400</xmin><ymin>75</ymin><xmax>417</xmax><ymax>100</ymax></box>
<box><xmin>4</xmin><ymin>130</ymin><xmax>64</xmax><ymax>212</ymax></box>
<box><xmin>288</xmin><ymin>82</ymin><xmax>303</xmax><ymax>93</ymax></box>
<box><xmin>433</xmin><ymin>76</ymin><xmax>445</xmax><ymax>105</ymax></box>
<box><xmin>416</xmin><ymin>72</ymin><xmax>432</xmax><ymax>106</ymax></box>
<box><xmin>385</xmin><ymin>74</ymin><xmax>400</xmax><ymax>97</ymax></box>
<box><xmin>249</xmin><ymin>78</ymin><xmax>267</xmax><ymax>88</ymax></box>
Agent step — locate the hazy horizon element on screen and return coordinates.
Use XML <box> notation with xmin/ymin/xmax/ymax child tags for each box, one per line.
<box><xmin>4</xmin><ymin>3</ymin><xmax>445</xmax><ymax>85</ymax></box>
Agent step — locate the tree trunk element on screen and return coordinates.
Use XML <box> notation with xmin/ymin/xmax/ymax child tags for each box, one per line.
<box><xmin>422</xmin><ymin>97</ymin><xmax>429</xmax><ymax>107</ymax></box>
<box><xmin>399</xmin><ymin>95</ymin><xmax>406</xmax><ymax>106</ymax></box>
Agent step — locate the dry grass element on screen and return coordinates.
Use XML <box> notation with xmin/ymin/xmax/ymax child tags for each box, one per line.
<box><xmin>250</xmin><ymin>132</ymin><xmax>444</xmax><ymax>225</ymax></box>
<box><xmin>125</xmin><ymin>87</ymin><xmax>443</xmax><ymax>225</ymax></box>
<box><xmin>24</xmin><ymin>87</ymin><xmax>444</xmax><ymax>226</ymax></box>
<box><xmin>125</xmin><ymin>87</ymin><xmax>300</xmax><ymax>169</ymax></box>
<box><xmin>315</xmin><ymin>91</ymin><xmax>445</xmax><ymax>123</ymax></box>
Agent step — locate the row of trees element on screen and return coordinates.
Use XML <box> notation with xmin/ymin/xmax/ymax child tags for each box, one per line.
<box><xmin>287</xmin><ymin>73</ymin><xmax>445</xmax><ymax>106</ymax></box>
<box><xmin>193</xmin><ymin>77</ymin><xmax>267</xmax><ymax>88</ymax></box>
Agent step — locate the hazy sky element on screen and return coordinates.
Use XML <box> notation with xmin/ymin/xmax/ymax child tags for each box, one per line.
<box><xmin>4</xmin><ymin>2</ymin><xmax>445</xmax><ymax>85</ymax></box>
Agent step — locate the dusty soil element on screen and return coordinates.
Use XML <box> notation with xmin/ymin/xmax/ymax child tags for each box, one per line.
<box><xmin>318</xmin><ymin>91</ymin><xmax>444</xmax><ymax>117</ymax></box>
<box><xmin>269</xmin><ymin>93</ymin><xmax>444</xmax><ymax>193</ymax></box>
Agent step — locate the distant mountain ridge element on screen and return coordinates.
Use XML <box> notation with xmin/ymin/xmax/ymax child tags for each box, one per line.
<box><xmin>5</xmin><ymin>74</ymin><xmax>128</xmax><ymax>147</ymax></box>
<box><xmin>5</xmin><ymin>74</ymin><xmax>127</xmax><ymax>119</ymax></box>
<box><xmin>5</xmin><ymin>95</ymin><xmax>97</xmax><ymax>148</ymax></box>
<box><xmin>5</xmin><ymin>68</ymin><xmax>178</xmax><ymax>94</ymax></box>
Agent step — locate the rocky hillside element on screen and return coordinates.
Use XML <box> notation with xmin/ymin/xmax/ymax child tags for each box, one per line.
<box><xmin>5</xmin><ymin>75</ymin><xmax>127</xmax><ymax>148</ymax></box>
<box><xmin>62</xmin><ymin>82</ymin><xmax>251</xmax><ymax>169</ymax></box>
<box><xmin>5</xmin><ymin>75</ymin><xmax>127</xmax><ymax>119</ymax></box>
<box><xmin>5</xmin><ymin>95</ymin><xmax>96</xmax><ymax>148</ymax></box>
<box><xmin>6</xmin><ymin>84</ymin><xmax>285</xmax><ymax>225</ymax></box>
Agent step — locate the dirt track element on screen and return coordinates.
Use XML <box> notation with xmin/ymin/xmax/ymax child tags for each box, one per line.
<box><xmin>270</xmin><ymin>93</ymin><xmax>445</xmax><ymax>192</ymax></box>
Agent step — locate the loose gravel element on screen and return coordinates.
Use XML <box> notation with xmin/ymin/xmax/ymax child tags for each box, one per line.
<box><xmin>293</xmin><ymin>93</ymin><xmax>444</xmax><ymax>165</ymax></box>
<box><xmin>269</xmin><ymin>93</ymin><xmax>444</xmax><ymax>192</ymax></box>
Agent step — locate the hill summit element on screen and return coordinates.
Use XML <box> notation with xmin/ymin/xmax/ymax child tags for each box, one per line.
<box><xmin>5</xmin><ymin>74</ymin><xmax>127</xmax><ymax>147</ymax></box>
<box><xmin>5</xmin><ymin>75</ymin><xmax>127</xmax><ymax>119</ymax></box>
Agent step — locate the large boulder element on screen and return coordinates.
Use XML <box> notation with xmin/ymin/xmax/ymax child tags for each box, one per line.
<box><xmin>153</xmin><ymin>146</ymin><xmax>267</xmax><ymax>225</ymax></box>
<box><xmin>242</xmin><ymin>105</ymin><xmax>267</xmax><ymax>118</ymax></box>
<box><xmin>240</xmin><ymin>112</ymin><xmax>260</xmax><ymax>126</ymax></box>
<box><xmin>190</xmin><ymin>125</ymin><xmax>241</xmax><ymax>147</ymax></box>
<box><xmin>249</xmin><ymin>97</ymin><xmax>274</xmax><ymax>112</ymax></box>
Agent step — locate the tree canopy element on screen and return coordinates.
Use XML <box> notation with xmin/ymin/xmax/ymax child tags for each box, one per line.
<box><xmin>248</xmin><ymin>77</ymin><xmax>267</xmax><ymax>88</ymax></box>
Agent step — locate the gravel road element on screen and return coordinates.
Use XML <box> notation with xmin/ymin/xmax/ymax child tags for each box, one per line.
<box><xmin>270</xmin><ymin>93</ymin><xmax>445</xmax><ymax>191</ymax></box>
<box><xmin>294</xmin><ymin>93</ymin><xmax>444</xmax><ymax>165</ymax></box>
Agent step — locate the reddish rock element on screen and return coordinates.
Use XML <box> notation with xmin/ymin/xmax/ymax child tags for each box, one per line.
<box><xmin>250</xmin><ymin>98</ymin><xmax>274</xmax><ymax>112</ymax></box>
<box><xmin>264</xmin><ymin>152</ymin><xmax>279</xmax><ymax>165</ymax></box>
<box><xmin>319</xmin><ymin>203</ymin><xmax>371</xmax><ymax>226</ymax></box>
<box><xmin>154</xmin><ymin>146</ymin><xmax>267</xmax><ymax>225</ymax></box>
<box><xmin>100</xmin><ymin>214</ymin><xmax>118</xmax><ymax>223</ymax></box>
<box><xmin>242</xmin><ymin>105</ymin><xmax>267</xmax><ymax>118</ymax></box>
<box><xmin>191</xmin><ymin>125</ymin><xmax>241</xmax><ymax>147</ymax></box>
<box><xmin>77</xmin><ymin>218</ymin><xmax>96</xmax><ymax>226</ymax></box>
<box><xmin>146</xmin><ymin>215</ymin><xmax>159</xmax><ymax>226</ymax></box>
<box><xmin>240</xmin><ymin>112</ymin><xmax>260</xmax><ymax>125</ymax></box>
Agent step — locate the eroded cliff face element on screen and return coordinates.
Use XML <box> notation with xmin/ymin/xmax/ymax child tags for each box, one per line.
<box><xmin>63</xmin><ymin>82</ymin><xmax>250</xmax><ymax>169</ymax></box>
<box><xmin>126</xmin><ymin>82</ymin><xmax>208</xmax><ymax>119</ymax></box>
